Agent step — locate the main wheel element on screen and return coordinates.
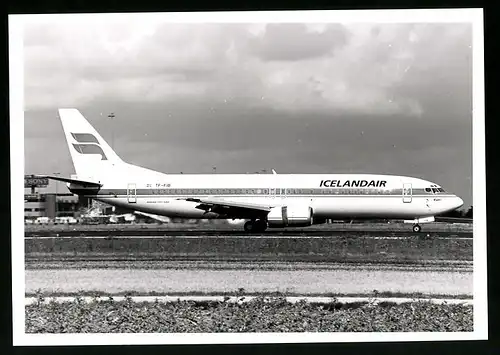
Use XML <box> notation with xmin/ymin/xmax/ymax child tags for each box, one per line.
<box><xmin>412</xmin><ymin>224</ymin><xmax>422</xmax><ymax>233</ymax></box>
<box><xmin>255</xmin><ymin>220</ymin><xmax>268</xmax><ymax>232</ymax></box>
<box><xmin>244</xmin><ymin>221</ymin><xmax>254</xmax><ymax>232</ymax></box>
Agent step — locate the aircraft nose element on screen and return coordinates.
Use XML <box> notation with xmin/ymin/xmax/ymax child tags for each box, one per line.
<box><xmin>454</xmin><ymin>196</ymin><xmax>464</xmax><ymax>209</ymax></box>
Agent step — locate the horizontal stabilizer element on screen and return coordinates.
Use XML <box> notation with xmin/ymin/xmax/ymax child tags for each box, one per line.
<box><xmin>135</xmin><ymin>211</ymin><xmax>171</xmax><ymax>223</ymax></box>
<box><xmin>37</xmin><ymin>175</ymin><xmax>102</xmax><ymax>188</ymax></box>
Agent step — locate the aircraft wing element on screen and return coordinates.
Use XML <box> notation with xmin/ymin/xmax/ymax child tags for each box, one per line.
<box><xmin>180</xmin><ymin>197</ymin><xmax>271</xmax><ymax>218</ymax></box>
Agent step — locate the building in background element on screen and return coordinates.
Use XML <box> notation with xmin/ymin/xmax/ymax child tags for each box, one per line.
<box><xmin>24</xmin><ymin>174</ymin><xmax>90</xmax><ymax>220</ymax></box>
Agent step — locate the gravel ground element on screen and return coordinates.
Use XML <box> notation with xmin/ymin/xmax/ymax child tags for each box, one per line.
<box><xmin>25</xmin><ymin>266</ymin><xmax>472</xmax><ymax>296</ymax></box>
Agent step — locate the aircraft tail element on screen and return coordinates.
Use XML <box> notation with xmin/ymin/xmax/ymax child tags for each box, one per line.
<box><xmin>58</xmin><ymin>108</ymin><xmax>124</xmax><ymax>182</ymax></box>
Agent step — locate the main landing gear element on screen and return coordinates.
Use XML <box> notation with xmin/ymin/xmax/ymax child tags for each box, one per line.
<box><xmin>412</xmin><ymin>224</ymin><xmax>422</xmax><ymax>233</ymax></box>
<box><xmin>244</xmin><ymin>220</ymin><xmax>268</xmax><ymax>233</ymax></box>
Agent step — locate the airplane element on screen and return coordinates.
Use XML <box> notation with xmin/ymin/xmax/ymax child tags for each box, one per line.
<box><xmin>39</xmin><ymin>108</ymin><xmax>464</xmax><ymax>233</ymax></box>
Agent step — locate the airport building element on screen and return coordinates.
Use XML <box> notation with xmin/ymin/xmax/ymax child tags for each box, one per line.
<box><xmin>24</xmin><ymin>192</ymin><xmax>84</xmax><ymax>219</ymax></box>
<box><xmin>24</xmin><ymin>175</ymin><xmax>91</xmax><ymax>220</ymax></box>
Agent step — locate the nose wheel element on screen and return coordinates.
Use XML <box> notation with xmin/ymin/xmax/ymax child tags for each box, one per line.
<box><xmin>244</xmin><ymin>220</ymin><xmax>267</xmax><ymax>233</ymax></box>
<box><xmin>412</xmin><ymin>224</ymin><xmax>422</xmax><ymax>233</ymax></box>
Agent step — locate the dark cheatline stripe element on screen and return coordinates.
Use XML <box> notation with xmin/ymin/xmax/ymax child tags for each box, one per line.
<box><xmin>87</xmin><ymin>188</ymin><xmax>451</xmax><ymax>198</ymax></box>
<box><xmin>71</xmin><ymin>133</ymin><xmax>99</xmax><ymax>144</ymax></box>
<box><xmin>72</xmin><ymin>144</ymin><xmax>107</xmax><ymax>160</ymax></box>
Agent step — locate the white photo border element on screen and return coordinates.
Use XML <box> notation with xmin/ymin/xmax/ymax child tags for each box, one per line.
<box><xmin>10</xmin><ymin>8</ymin><xmax>486</xmax><ymax>345</ymax></box>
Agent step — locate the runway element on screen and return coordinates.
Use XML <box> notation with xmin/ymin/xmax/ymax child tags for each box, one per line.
<box><xmin>24</xmin><ymin>233</ymin><xmax>471</xmax><ymax>240</ymax></box>
<box><xmin>25</xmin><ymin>262</ymin><xmax>472</xmax><ymax>297</ymax></box>
<box><xmin>25</xmin><ymin>230</ymin><xmax>472</xmax><ymax>238</ymax></box>
<box><xmin>24</xmin><ymin>222</ymin><xmax>472</xmax><ymax>238</ymax></box>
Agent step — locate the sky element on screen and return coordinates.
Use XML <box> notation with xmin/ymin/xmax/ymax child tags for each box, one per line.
<box><xmin>21</xmin><ymin>14</ymin><xmax>473</xmax><ymax>208</ymax></box>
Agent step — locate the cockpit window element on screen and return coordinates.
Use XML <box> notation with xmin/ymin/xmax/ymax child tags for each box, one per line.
<box><xmin>431</xmin><ymin>188</ymin><xmax>439</xmax><ymax>193</ymax></box>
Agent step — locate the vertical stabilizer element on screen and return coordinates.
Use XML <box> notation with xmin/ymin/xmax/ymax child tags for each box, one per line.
<box><xmin>58</xmin><ymin>108</ymin><xmax>124</xmax><ymax>181</ymax></box>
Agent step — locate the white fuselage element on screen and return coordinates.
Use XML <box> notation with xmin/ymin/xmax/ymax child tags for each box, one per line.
<box><xmin>69</xmin><ymin>163</ymin><xmax>463</xmax><ymax>221</ymax></box>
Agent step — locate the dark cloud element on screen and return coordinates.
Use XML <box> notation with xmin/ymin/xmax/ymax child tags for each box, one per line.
<box><xmin>248</xmin><ymin>24</ymin><xmax>349</xmax><ymax>62</ymax></box>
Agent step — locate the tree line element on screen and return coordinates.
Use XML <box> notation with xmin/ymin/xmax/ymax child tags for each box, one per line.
<box><xmin>441</xmin><ymin>206</ymin><xmax>473</xmax><ymax>218</ymax></box>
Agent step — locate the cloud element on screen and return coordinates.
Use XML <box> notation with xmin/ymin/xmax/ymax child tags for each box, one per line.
<box><xmin>247</xmin><ymin>23</ymin><xmax>349</xmax><ymax>62</ymax></box>
<box><xmin>23</xmin><ymin>19</ymin><xmax>471</xmax><ymax>118</ymax></box>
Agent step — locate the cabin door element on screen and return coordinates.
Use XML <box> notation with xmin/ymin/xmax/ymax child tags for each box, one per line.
<box><xmin>127</xmin><ymin>183</ymin><xmax>137</xmax><ymax>203</ymax></box>
<box><xmin>269</xmin><ymin>188</ymin><xmax>277</xmax><ymax>199</ymax></box>
<box><xmin>402</xmin><ymin>183</ymin><xmax>412</xmax><ymax>203</ymax></box>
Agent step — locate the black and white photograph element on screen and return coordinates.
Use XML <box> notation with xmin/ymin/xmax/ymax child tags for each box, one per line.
<box><xmin>10</xmin><ymin>9</ymin><xmax>486</xmax><ymax>345</ymax></box>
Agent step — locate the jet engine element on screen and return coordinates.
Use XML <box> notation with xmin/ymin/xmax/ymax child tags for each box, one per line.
<box><xmin>267</xmin><ymin>205</ymin><xmax>313</xmax><ymax>227</ymax></box>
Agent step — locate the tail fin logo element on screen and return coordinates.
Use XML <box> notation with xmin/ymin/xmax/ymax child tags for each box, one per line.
<box><xmin>70</xmin><ymin>133</ymin><xmax>107</xmax><ymax>160</ymax></box>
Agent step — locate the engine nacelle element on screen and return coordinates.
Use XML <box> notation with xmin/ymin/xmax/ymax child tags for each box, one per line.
<box><xmin>267</xmin><ymin>205</ymin><xmax>313</xmax><ymax>227</ymax></box>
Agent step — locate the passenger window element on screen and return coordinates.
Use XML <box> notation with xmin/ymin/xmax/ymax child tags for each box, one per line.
<box><xmin>425</xmin><ymin>188</ymin><xmax>431</xmax><ymax>193</ymax></box>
